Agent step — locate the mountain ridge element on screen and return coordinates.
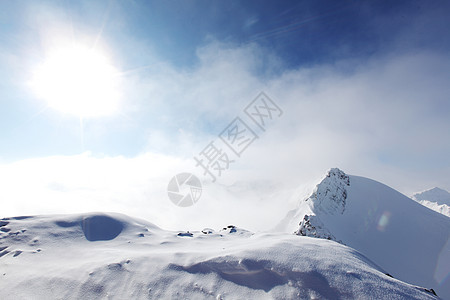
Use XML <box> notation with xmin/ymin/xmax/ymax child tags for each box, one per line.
<box><xmin>279</xmin><ymin>168</ymin><xmax>450</xmax><ymax>299</ymax></box>
<box><xmin>412</xmin><ymin>187</ymin><xmax>450</xmax><ymax>217</ymax></box>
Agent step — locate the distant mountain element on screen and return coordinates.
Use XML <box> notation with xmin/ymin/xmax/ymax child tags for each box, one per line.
<box><xmin>278</xmin><ymin>168</ymin><xmax>450</xmax><ymax>299</ymax></box>
<box><xmin>412</xmin><ymin>187</ymin><xmax>450</xmax><ymax>206</ymax></box>
<box><xmin>412</xmin><ymin>187</ymin><xmax>450</xmax><ymax>217</ymax></box>
<box><xmin>0</xmin><ymin>213</ymin><xmax>438</xmax><ymax>299</ymax></box>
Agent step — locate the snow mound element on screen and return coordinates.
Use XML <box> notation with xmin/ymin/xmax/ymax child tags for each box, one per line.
<box><xmin>280</xmin><ymin>168</ymin><xmax>450</xmax><ymax>299</ymax></box>
<box><xmin>0</xmin><ymin>213</ymin><xmax>439</xmax><ymax>299</ymax></box>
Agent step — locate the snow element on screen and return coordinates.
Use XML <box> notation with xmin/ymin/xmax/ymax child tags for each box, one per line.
<box><xmin>413</xmin><ymin>200</ymin><xmax>450</xmax><ymax>217</ymax></box>
<box><xmin>413</xmin><ymin>188</ymin><xmax>450</xmax><ymax>206</ymax></box>
<box><xmin>412</xmin><ymin>187</ymin><xmax>450</xmax><ymax>217</ymax></box>
<box><xmin>0</xmin><ymin>213</ymin><xmax>439</xmax><ymax>299</ymax></box>
<box><xmin>279</xmin><ymin>168</ymin><xmax>450</xmax><ymax>299</ymax></box>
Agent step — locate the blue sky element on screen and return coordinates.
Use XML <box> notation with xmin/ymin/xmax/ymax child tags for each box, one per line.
<box><xmin>1</xmin><ymin>0</ymin><xmax>449</xmax><ymax>159</ymax></box>
<box><xmin>0</xmin><ymin>1</ymin><xmax>449</xmax><ymax>228</ymax></box>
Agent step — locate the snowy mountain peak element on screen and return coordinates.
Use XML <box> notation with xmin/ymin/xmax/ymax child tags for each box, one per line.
<box><xmin>280</xmin><ymin>169</ymin><xmax>450</xmax><ymax>298</ymax></box>
<box><xmin>411</xmin><ymin>187</ymin><xmax>450</xmax><ymax>217</ymax></box>
<box><xmin>412</xmin><ymin>187</ymin><xmax>450</xmax><ymax>206</ymax></box>
<box><xmin>306</xmin><ymin>168</ymin><xmax>350</xmax><ymax>215</ymax></box>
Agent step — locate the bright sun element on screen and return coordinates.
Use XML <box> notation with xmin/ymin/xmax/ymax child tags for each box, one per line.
<box><xmin>31</xmin><ymin>44</ymin><xmax>121</xmax><ymax>118</ymax></box>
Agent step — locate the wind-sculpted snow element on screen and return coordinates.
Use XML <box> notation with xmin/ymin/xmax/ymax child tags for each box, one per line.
<box><xmin>281</xmin><ymin>168</ymin><xmax>450</xmax><ymax>299</ymax></box>
<box><xmin>0</xmin><ymin>213</ymin><xmax>439</xmax><ymax>299</ymax></box>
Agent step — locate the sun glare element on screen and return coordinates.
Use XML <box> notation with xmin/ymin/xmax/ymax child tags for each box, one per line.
<box><xmin>31</xmin><ymin>44</ymin><xmax>121</xmax><ymax>118</ymax></box>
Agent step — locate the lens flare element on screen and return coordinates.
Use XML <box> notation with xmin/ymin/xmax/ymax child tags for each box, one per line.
<box><xmin>31</xmin><ymin>44</ymin><xmax>121</xmax><ymax>118</ymax></box>
<box><xmin>377</xmin><ymin>211</ymin><xmax>391</xmax><ymax>232</ymax></box>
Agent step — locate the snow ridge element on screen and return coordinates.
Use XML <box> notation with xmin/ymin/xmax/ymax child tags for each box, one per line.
<box><xmin>294</xmin><ymin>168</ymin><xmax>349</xmax><ymax>242</ymax></box>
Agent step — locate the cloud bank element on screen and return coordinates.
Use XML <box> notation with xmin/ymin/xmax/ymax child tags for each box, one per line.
<box><xmin>1</xmin><ymin>39</ymin><xmax>449</xmax><ymax>231</ymax></box>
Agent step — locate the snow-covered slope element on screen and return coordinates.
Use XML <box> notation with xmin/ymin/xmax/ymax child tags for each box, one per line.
<box><xmin>412</xmin><ymin>187</ymin><xmax>450</xmax><ymax>217</ymax></box>
<box><xmin>0</xmin><ymin>213</ymin><xmax>439</xmax><ymax>299</ymax></box>
<box><xmin>412</xmin><ymin>200</ymin><xmax>450</xmax><ymax>218</ymax></box>
<box><xmin>279</xmin><ymin>168</ymin><xmax>450</xmax><ymax>299</ymax></box>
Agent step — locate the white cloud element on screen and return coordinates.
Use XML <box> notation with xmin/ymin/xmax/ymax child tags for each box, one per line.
<box><xmin>2</xmin><ymin>41</ymin><xmax>449</xmax><ymax>230</ymax></box>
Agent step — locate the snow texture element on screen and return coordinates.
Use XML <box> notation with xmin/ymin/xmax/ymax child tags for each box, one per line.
<box><xmin>0</xmin><ymin>213</ymin><xmax>439</xmax><ymax>299</ymax></box>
